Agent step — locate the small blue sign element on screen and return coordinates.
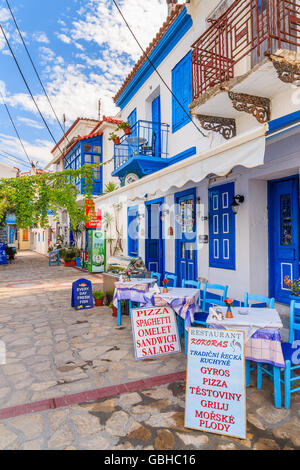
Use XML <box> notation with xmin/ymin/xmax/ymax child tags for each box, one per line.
<box><xmin>0</xmin><ymin>243</ymin><xmax>8</xmax><ymax>265</ymax></box>
<box><xmin>72</xmin><ymin>278</ymin><xmax>93</xmax><ymax>310</ymax></box>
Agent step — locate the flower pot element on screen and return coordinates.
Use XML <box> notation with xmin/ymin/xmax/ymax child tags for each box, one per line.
<box><xmin>113</xmin><ymin>137</ymin><xmax>120</xmax><ymax>145</ymax></box>
<box><xmin>112</xmin><ymin>306</ymin><xmax>117</xmax><ymax>317</ymax></box>
<box><xmin>225</xmin><ymin>307</ymin><xmax>233</xmax><ymax>319</ymax></box>
<box><xmin>124</xmin><ymin>126</ymin><xmax>131</xmax><ymax>135</ymax></box>
<box><xmin>94</xmin><ymin>298</ymin><xmax>104</xmax><ymax>307</ymax></box>
<box><xmin>163</xmin><ymin>287</ymin><xmax>168</xmax><ymax>293</ymax></box>
<box><xmin>64</xmin><ymin>260</ymin><xmax>76</xmax><ymax>267</ymax></box>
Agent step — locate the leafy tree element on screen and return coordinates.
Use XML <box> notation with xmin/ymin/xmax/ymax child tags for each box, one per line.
<box><xmin>0</xmin><ymin>164</ymin><xmax>99</xmax><ymax>230</ymax></box>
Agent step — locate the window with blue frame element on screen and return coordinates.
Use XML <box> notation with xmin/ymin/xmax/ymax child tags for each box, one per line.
<box><xmin>172</xmin><ymin>51</ymin><xmax>192</xmax><ymax>133</ymax></box>
<box><xmin>64</xmin><ymin>136</ymin><xmax>103</xmax><ymax>195</ymax></box>
<box><xmin>127</xmin><ymin>108</ymin><xmax>137</xmax><ymax>136</ymax></box>
<box><xmin>128</xmin><ymin>206</ymin><xmax>139</xmax><ymax>257</ymax></box>
<box><xmin>208</xmin><ymin>182</ymin><xmax>236</xmax><ymax>270</ymax></box>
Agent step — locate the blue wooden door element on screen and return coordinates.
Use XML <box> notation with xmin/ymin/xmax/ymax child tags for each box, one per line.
<box><xmin>151</xmin><ymin>96</ymin><xmax>161</xmax><ymax>157</ymax></box>
<box><xmin>128</xmin><ymin>206</ymin><xmax>139</xmax><ymax>257</ymax></box>
<box><xmin>146</xmin><ymin>200</ymin><xmax>164</xmax><ymax>274</ymax></box>
<box><xmin>269</xmin><ymin>176</ymin><xmax>299</xmax><ymax>303</ymax></box>
<box><xmin>175</xmin><ymin>190</ymin><xmax>197</xmax><ymax>285</ymax></box>
<box><xmin>128</xmin><ymin>108</ymin><xmax>137</xmax><ymax>136</ymax></box>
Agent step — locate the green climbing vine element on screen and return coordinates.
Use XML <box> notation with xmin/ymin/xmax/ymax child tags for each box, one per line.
<box><xmin>0</xmin><ymin>164</ymin><xmax>98</xmax><ymax>230</ymax></box>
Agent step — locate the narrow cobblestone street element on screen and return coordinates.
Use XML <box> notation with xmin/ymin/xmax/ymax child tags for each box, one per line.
<box><xmin>0</xmin><ymin>251</ymin><xmax>299</xmax><ymax>450</ymax></box>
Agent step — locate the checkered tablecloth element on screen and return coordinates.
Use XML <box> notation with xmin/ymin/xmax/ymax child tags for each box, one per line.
<box><xmin>208</xmin><ymin>307</ymin><xmax>285</xmax><ymax>368</ymax></box>
<box><xmin>141</xmin><ymin>287</ymin><xmax>201</xmax><ymax>329</ymax></box>
<box><xmin>113</xmin><ymin>278</ymin><xmax>156</xmax><ymax>308</ymax></box>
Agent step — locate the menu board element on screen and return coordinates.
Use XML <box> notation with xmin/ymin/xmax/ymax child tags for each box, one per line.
<box><xmin>131</xmin><ymin>306</ymin><xmax>181</xmax><ymax>360</ymax></box>
<box><xmin>71</xmin><ymin>278</ymin><xmax>93</xmax><ymax>310</ymax></box>
<box><xmin>185</xmin><ymin>327</ymin><xmax>246</xmax><ymax>439</ymax></box>
<box><xmin>0</xmin><ymin>243</ymin><xmax>8</xmax><ymax>265</ymax></box>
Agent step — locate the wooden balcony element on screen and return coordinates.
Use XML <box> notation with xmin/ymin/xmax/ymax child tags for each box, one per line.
<box><xmin>191</xmin><ymin>0</ymin><xmax>300</xmax><ymax>101</ymax></box>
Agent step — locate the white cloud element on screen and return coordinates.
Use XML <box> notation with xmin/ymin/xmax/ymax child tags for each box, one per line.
<box><xmin>56</xmin><ymin>33</ymin><xmax>72</xmax><ymax>44</ymax></box>
<box><xmin>17</xmin><ymin>117</ymin><xmax>44</xmax><ymax>130</ymax></box>
<box><xmin>4</xmin><ymin>0</ymin><xmax>167</xmax><ymax>132</ymax></box>
<box><xmin>33</xmin><ymin>31</ymin><xmax>50</xmax><ymax>44</ymax></box>
<box><xmin>0</xmin><ymin>7</ymin><xmax>10</xmax><ymax>23</ymax></box>
<box><xmin>0</xmin><ymin>132</ymin><xmax>53</xmax><ymax>165</ymax></box>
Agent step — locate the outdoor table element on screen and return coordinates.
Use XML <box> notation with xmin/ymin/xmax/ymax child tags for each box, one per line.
<box><xmin>140</xmin><ymin>286</ymin><xmax>201</xmax><ymax>331</ymax></box>
<box><xmin>207</xmin><ymin>306</ymin><xmax>284</xmax><ymax>408</ymax></box>
<box><xmin>113</xmin><ymin>278</ymin><xmax>156</xmax><ymax>326</ymax></box>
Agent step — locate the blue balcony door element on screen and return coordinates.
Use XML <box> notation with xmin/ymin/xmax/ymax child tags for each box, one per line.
<box><xmin>145</xmin><ymin>198</ymin><xmax>164</xmax><ymax>275</ymax></box>
<box><xmin>151</xmin><ymin>96</ymin><xmax>161</xmax><ymax>157</ymax></box>
<box><xmin>128</xmin><ymin>206</ymin><xmax>139</xmax><ymax>257</ymax></box>
<box><xmin>175</xmin><ymin>189</ymin><xmax>197</xmax><ymax>286</ymax></box>
<box><xmin>269</xmin><ymin>176</ymin><xmax>300</xmax><ymax>303</ymax></box>
<box><xmin>128</xmin><ymin>108</ymin><xmax>137</xmax><ymax>137</ymax></box>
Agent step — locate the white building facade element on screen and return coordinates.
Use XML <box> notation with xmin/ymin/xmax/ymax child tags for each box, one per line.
<box><xmin>94</xmin><ymin>0</ymin><xmax>300</xmax><ymax>308</ymax></box>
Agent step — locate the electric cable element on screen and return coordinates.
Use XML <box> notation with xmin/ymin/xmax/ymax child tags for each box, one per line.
<box><xmin>112</xmin><ymin>0</ymin><xmax>207</xmax><ymax>138</ymax></box>
<box><xmin>0</xmin><ymin>89</ymin><xmax>33</xmax><ymax>166</ymax></box>
<box><xmin>5</xmin><ymin>0</ymin><xmax>70</xmax><ymax>144</ymax></box>
<box><xmin>0</xmin><ymin>24</ymin><xmax>65</xmax><ymax>156</ymax></box>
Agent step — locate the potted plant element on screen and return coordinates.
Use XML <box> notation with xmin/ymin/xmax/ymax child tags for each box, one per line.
<box><xmin>117</xmin><ymin>121</ymin><xmax>131</xmax><ymax>135</ymax></box>
<box><xmin>162</xmin><ymin>278</ymin><xmax>169</xmax><ymax>293</ymax></box>
<box><xmin>284</xmin><ymin>276</ymin><xmax>300</xmax><ymax>299</ymax></box>
<box><xmin>224</xmin><ymin>298</ymin><xmax>234</xmax><ymax>318</ymax></box>
<box><xmin>125</xmin><ymin>270</ymin><xmax>131</xmax><ymax>282</ymax></box>
<box><xmin>63</xmin><ymin>249</ymin><xmax>76</xmax><ymax>267</ymax></box>
<box><xmin>108</xmin><ymin>132</ymin><xmax>120</xmax><ymax>146</ymax></box>
<box><xmin>93</xmin><ymin>290</ymin><xmax>105</xmax><ymax>306</ymax></box>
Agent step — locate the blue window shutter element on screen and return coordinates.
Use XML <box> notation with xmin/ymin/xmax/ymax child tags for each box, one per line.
<box><xmin>172</xmin><ymin>51</ymin><xmax>192</xmax><ymax>133</ymax></box>
<box><xmin>128</xmin><ymin>108</ymin><xmax>137</xmax><ymax>136</ymax></box>
<box><xmin>209</xmin><ymin>183</ymin><xmax>236</xmax><ymax>270</ymax></box>
<box><xmin>128</xmin><ymin>206</ymin><xmax>139</xmax><ymax>257</ymax></box>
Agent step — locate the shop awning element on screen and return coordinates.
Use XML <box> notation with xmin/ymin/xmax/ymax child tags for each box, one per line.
<box><xmin>95</xmin><ymin>126</ymin><xmax>267</xmax><ymax>206</ymax></box>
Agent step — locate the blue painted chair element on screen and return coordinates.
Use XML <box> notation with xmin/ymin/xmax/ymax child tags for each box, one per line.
<box><xmin>49</xmin><ymin>250</ymin><xmax>60</xmax><ymax>266</ymax></box>
<box><xmin>244</xmin><ymin>293</ymin><xmax>275</xmax><ymax>387</ymax></box>
<box><xmin>181</xmin><ymin>279</ymin><xmax>201</xmax><ymax>289</ymax></box>
<box><xmin>184</xmin><ymin>283</ymin><xmax>228</xmax><ymax>354</ymax></box>
<box><xmin>244</xmin><ymin>293</ymin><xmax>275</xmax><ymax>309</ymax></box>
<box><xmin>151</xmin><ymin>271</ymin><xmax>161</xmax><ymax>286</ymax></box>
<box><xmin>257</xmin><ymin>300</ymin><xmax>300</xmax><ymax>409</ymax></box>
<box><xmin>164</xmin><ymin>273</ymin><xmax>177</xmax><ymax>287</ymax></box>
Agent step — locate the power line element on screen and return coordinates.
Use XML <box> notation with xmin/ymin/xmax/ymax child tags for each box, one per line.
<box><xmin>0</xmin><ymin>147</ymin><xmax>32</xmax><ymax>166</ymax></box>
<box><xmin>0</xmin><ymin>152</ymin><xmax>31</xmax><ymax>168</ymax></box>
<box><xmin>112</xmin><ymin>0</ymin><xmax>207</xmax><ymax>138</ymax></box>
<box><xmin>0</xmin><ymin>24</ymin><xmax>65</xmax><ymax>156</ymax></box>
<box><xmin>0</xmin><ymin>89</ymin><xmax>33</xmax><ymax>166</ymax></box>
<box><xmin>5</xmin><ymin>0</ymin><xmax>70</xmax><ymax>144</ymax></box>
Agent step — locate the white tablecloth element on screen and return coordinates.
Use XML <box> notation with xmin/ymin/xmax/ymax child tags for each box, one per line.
<box><xmin>207</xmin><ymin>307</ymin><xmax>283</xmax><ymax>341</ymax></box>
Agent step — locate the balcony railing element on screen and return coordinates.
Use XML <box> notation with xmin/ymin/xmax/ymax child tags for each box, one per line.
<box><xmin>114</xmin><ymin>120</ymin><xmax>169</xmax><ymax>171</ymax></box>
<box><xmin>191</xmin><ymin>0</ymin><xmax>300</xmax><ymax>100</ymax></box>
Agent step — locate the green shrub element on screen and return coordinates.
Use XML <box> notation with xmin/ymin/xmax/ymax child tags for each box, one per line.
<box><xmin>93</xmin><ymin>290</ymin><xmax>105</xmax><ymax>300</ymax></box>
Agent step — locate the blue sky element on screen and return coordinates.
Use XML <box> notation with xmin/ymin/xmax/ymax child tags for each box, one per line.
<box><xmin>0</xmin><ymin>0</ymin><xmax>166</xmax><ymax>170</ymax></box>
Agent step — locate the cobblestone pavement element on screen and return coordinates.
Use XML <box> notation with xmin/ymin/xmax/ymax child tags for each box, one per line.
<box><xmin>0</xmin><ymin>251</ymin><xmax>299</xmax><ymax>450</ymax></box>
<box><xmin>0</xmin><ymin>381</ymin><xmax>299</xmax><ymax>450</ymax></box>
<box><xmin>0</xmin><ymin>251</ymin><xmax>186</xmax><ymax>410</ymax></box>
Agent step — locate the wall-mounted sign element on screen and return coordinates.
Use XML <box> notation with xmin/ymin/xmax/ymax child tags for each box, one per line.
<box><xmin>86</xmin><ymin>200</ymin><xmax>102</xmax><ymax>229</ymax></box>
<box><xmin>185</xmin><ymin>327</ymin><xmax>246</xmax><ymax>439</ymax></box>
<box><xmin>131</xmin><ymin>306</ymin><xmax>181</xmax><ymax>360</ymax></box>
<box><xmin>72</xmin><ymin>278</ymin><xmax>93</xmax><ymax>310</ymax></box>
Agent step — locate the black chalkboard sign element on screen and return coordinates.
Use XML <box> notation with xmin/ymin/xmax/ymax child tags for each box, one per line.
<box><xmin>72</xmin><ymin>278</ymin><xmax>94</xmax><ymax>310</ymax></box>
